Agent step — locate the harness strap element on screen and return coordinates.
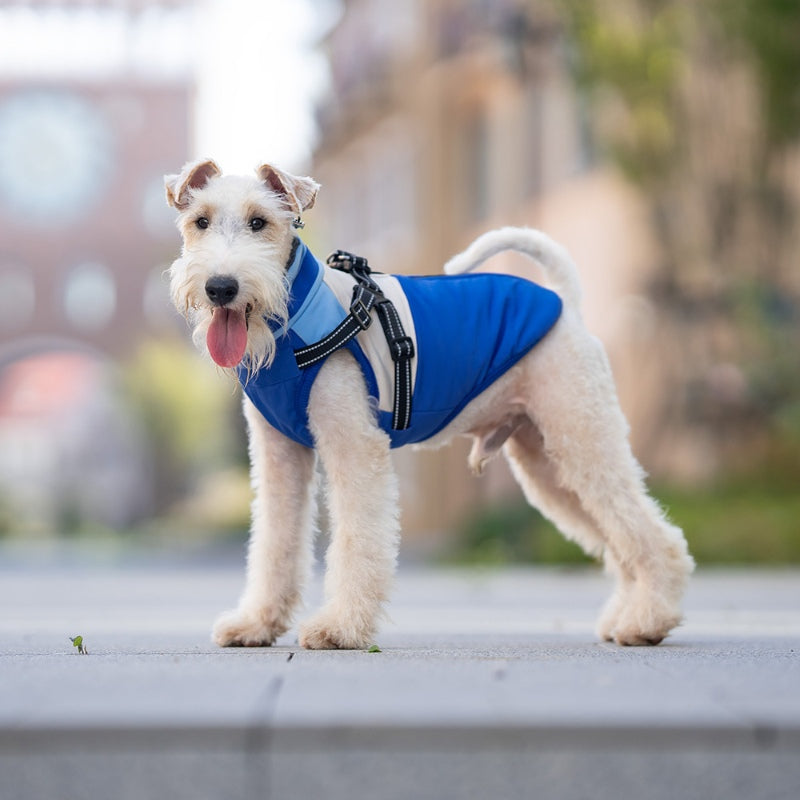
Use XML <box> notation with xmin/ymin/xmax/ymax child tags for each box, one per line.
<box><xmin>294</xmin><ymin>250</ymin><xmax>414</xmax><ymax>431</ymax></box>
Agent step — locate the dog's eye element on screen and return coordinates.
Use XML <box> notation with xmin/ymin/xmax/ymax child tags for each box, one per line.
<box><xmin>249</xmin><ymin>217</ymin><xmax>267</xmax><ymax>232</ymax></box>
<box><xmin>195</xmin><ymin>217</ymin><xmax>209</xmax><ymax>230</ymax></box>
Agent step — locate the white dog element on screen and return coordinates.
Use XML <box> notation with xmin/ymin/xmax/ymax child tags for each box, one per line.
<box><xmin>165</xmin><ymin>159</ymin><xmax>693</xmax><ymax>650</ymax></box>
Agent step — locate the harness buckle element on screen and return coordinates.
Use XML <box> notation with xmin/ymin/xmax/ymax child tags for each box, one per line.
<box><xmin>350</xmin><ymin>297</ymin><xmax>373</xmax><ymax>330</ymax></box>
<box><xmin>327</xmin><ymin>250</ymin><xmax>370</xmax><ymax>274</ymax></box>
<box><xmin>389</xmin><ymin>335</ymin><xmax>415</xmax><ymax>362</ymax></box>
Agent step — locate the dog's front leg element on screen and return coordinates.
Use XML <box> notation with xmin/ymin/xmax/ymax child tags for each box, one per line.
<box><xmin>213</xmin><ymin>397</ymin><xmax>317</xmax><ymax>647</ymax></box>
<box><xmin>299</xmin><ymin>352</ymin><xmax>400</xmax><ymax>650</ymax></box>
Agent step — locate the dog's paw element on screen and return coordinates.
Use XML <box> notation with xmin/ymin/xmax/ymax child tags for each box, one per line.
<box><xmin>609</xmin><ymin>611</ymin><xmax>683</xmax><ymax>646</ymax></box>
<box><xmin>601</xmin><ymin>601</ymin><xmax>682</xmax><ymax>646</ymax></box>
<box><xmin>610</xmin><ymin>627</ymin><xmax>668</xmax><ymax>646</ymax></box>
<box><xmin>596</xmin><ymin>590</ymin><xmax>626</xmax><ymax>643</ymax></box>
<box><xmin>212</xmin><ymin>608</ymin><xmax>288</xmax><ymax>647</ymax></box>
<box><xmin>596</xmin><ymin>577</ymin><xmax>686</xmax><ymax>646</ymax></box>
<box><xmin>298</xmin><ymin>609</ymin><xmax>373</xmax><ymax>650</ymax></box>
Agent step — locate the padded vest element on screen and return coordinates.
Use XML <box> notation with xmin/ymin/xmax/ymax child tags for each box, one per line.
<box><xmin>238</xmin><ymin>240</ymin><xmax>562</xmax><ymax>449</ymax></box>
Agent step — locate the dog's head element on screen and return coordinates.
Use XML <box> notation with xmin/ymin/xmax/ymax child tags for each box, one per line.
<box><xmin>165</xmin><ymin>159</ymin><xmax>319</xmax><ymax>373</ymax></box>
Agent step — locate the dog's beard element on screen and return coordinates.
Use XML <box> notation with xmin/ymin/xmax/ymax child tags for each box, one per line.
<box><xmin>170</xmin><ymin>257</ymin><xmax>289</xmax><ymax>377</ymax></box>
<box><xmin>238</xmin><ymin>307</ymin><xmax>286</xmax><ymax>380</ymax></box>
<box><xmin>191</xmin><ymin>294</ymin><xmax>288</xmax><ymax>379</ymax></box>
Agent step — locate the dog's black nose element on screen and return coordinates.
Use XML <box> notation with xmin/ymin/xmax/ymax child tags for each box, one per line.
<box><xmin>205</xmin><ymin>276</ymin><xmax>239</xmax><ymax>306</ymax></box>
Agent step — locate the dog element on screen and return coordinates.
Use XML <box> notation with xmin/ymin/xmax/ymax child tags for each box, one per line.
<box><xmin>165</xmin><ymin>158</ymin><xmax>694</xmax><ymax>650</ymax></box>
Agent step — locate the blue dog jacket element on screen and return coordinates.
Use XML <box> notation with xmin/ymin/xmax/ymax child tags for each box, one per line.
<box><xmin>239</xmin><ymin>240</ymin><xmax>562</xmax><ymax>449</ymax></box>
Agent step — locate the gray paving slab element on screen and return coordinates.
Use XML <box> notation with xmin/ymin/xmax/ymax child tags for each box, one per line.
<box><xmin>0</xmin><ymin>551</ymin><xmax>799</xmax><ymax>800</ymax></box>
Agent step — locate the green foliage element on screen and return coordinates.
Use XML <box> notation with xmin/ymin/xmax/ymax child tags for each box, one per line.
<box><xmin>558</xmin><ymin>0</ymin><xmax>688</xmax><ymax>184</ymax></box>
<box><xmin>124</xmin><ymin>338</ymin><xmax>240</xmax><ymax>469</ymax></box>
<box><xmin>450</xmin><ymin>479</ymin><xmax>800</xmax><ymax>566</ymax></box>
<box><xmin>447</xmin><ymin>502</ymin><xmax>592</xmax><ymax>566</ymax></box>
<box><xmin>733</xmin><ymin>281</ymin><xmax>800</xmax><ymax>441</ymax></box>
<box><xmin>559</xmin><ymin>0</ymin><xmax>800</xmax><ymax>179</ymax></box>
<box><xmin>658</xmin><ymin>482</ymin><xmax>800</xmax><ymax>564</ymax></box>
<box><xmin>0</xmin><ymin>491</ymin><xmax>13</xmax><ymax>538</ymax></box>
<box><xmin>555</xmin><ymin>0</ymin><xmax>800</xmax><ymax>480</ymax></box>
<box><xmin>715</xmin><ymin>0</ymin><xmax>800</xmax><ymax>148</ymax></box>
<box><xmin>122</xmin><ymin>338</ymin><xmax>245</xmax><ymax>513</ymax></box>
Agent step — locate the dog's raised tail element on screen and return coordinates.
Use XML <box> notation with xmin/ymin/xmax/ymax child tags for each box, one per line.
<box><xmin>443</xmin><ymin>227</ymin><xmax>582</xmax><ymax>306</ymax></box>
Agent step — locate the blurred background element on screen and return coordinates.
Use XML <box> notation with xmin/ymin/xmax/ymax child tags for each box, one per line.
<box><xmin>0</xmin><ymin>0</ymin><xmax>798</xmax><ymax>565</ymax></box>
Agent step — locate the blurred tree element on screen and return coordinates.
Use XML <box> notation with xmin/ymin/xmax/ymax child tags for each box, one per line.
<box><xmin>719</xmin><ymin>0</ymin><xmax>800</xmax><ymax>150</ymax></box>
<box><xmin>556</xmin><ymin>0</ymin><xmax>800</xmax><ymax>479</ymax></box>
<box><xmin>122</xmin><ymin>339</ymin><xmax>244</xmax><ymax>514</ymax></box>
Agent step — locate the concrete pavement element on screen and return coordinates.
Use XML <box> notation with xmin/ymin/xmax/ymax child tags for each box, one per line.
<box><xmin>0</xmin><ymin>547</ymin><xmax>798</xmax><ymax>800</ymax></box>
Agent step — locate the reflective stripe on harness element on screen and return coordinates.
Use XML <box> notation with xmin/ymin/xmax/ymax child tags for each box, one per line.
<box><xmin>293</xmin><ymin>250</ymin><xmax>415</xmax><ymax>431</ymax></box>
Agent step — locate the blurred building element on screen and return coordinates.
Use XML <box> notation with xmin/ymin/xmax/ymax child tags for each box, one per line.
<box><xmin>0</xmin><ymin>0</ymin><xmax>193</xmax><ymax>533</ymax></box>
<box><xmin>0</xmin><ymin>0</ymin><xmax>192</xmax><ymax>360</ymax></box>
<box><xmin>312</xmin><ymin>0</ymin><xmax>660</xmax><ymax>545</ymax></box>
<box><xmin>0</xmin><ymin>81</ymin><xmax>188</xmax><ymax>355</ymax></box>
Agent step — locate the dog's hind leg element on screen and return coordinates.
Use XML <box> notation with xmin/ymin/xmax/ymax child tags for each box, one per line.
<box><xmin>503</xmin><ymin>421</ymin><xmax>637</xmax><ymax>640</ymax></box>
<box><xmin>300</xmin><ymin>352</ymin><xmax>400</xmax><ymax>650</ymax></box>
<box><xmin>504</xmin><ymin>420</ymin><xmax>613</xmax><ymax>562</ymax></box>
<box><xmin>212</xmin><ymin>397</ymin><xmax>317</xmax><ymax>647</ymax></box>
<box><xmin>511</xmin><ymin>324</ymin><xmax>694</xmax><ymax>645</ymax></box>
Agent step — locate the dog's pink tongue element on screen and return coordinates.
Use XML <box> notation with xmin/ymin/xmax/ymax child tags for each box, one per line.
<box><xmin>207</xmin><ymin>308</ymin><xmax>248</xmax><ymax>367</ymax></box>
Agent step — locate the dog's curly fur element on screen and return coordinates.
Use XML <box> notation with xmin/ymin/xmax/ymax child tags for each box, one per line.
<box><xmin>166</xmin><ymin>159</ymin><xmax>694</xmax><ymax>650</ymax></box>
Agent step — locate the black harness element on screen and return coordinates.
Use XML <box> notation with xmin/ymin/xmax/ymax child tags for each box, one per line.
<box><xmin>293</xmin><ymin>250</ymin><xmax>415</xmax><ymax>431</ymax></box>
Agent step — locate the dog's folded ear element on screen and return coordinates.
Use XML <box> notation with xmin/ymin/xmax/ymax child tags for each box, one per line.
<box><xmin>257</xmin><ymin>163</ymin><xmax>320</xmax><ymax>215</ymax></box>
<box><xmin>165</xmin><ymin>159</ymin><xmax>221</xmax><ymax>210</ymax></box>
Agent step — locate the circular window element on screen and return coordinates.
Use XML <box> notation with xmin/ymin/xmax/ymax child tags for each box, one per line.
<box><xmin>0</xmin><ymin>90</ymin><xmax>115</xmax><ymax>225</ymax></box>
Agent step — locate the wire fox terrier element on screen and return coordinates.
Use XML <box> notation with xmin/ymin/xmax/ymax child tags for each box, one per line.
<box><xmin>165</xmin><ymin>159</ymin><xmax>693</xmax><ymax>650</ymax></box>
